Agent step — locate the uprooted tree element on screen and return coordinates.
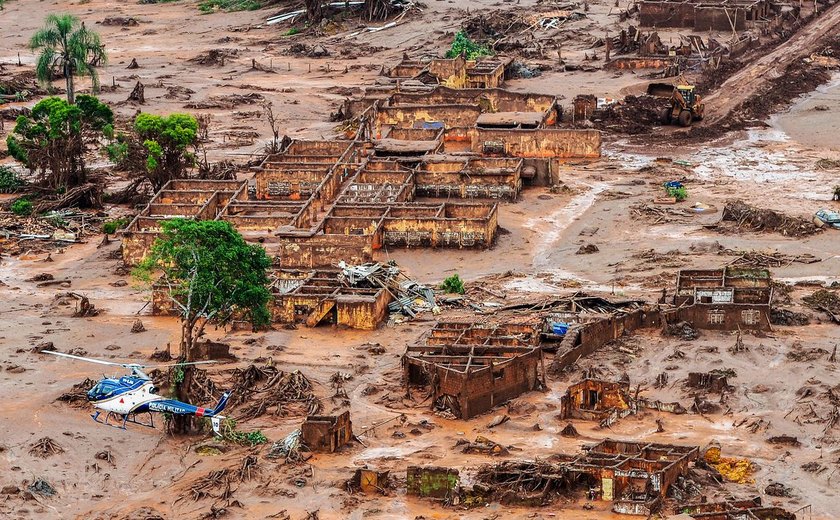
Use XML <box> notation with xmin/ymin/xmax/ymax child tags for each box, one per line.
<box><xmin>134</xmin><ymin>219</ymin><xmax>271</xmax><ymax>434</ymax></box>
<box><xmin>6</xmin><ymin>95</ymin><xmax>113</xmax><ymax>191</ymax></box>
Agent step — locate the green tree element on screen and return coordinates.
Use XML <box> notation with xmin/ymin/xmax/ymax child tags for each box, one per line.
<box><xmin>135</xmin><ymin>219</ymin><xmax>272</xmax><ymax>433</ymax></box>
<box><xmin>135</xmin><ymin>113</ymin><xmax>199</xmax><ymax>191</ymax></box>
<box><xmin>30</xmin><ymin>14</ymin><xmax>107</xmax><ymax>104</ymax></box>
<box><xmin>6</xmin><ymin>95</ymin><xmax>113</xmax><ymax>189</ymax></box>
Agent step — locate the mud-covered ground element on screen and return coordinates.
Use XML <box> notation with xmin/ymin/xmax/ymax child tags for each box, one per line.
<box><xmin>1</xmin><ymin>0</ymin><xmax>840</xmax><ymax>519</ymax></box>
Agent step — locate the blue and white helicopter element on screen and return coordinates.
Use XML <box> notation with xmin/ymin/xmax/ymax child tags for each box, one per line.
<box><xmin>44</xmin><ymin>351</ymin><xmax>231</xmax><ymax>435</ymax></box>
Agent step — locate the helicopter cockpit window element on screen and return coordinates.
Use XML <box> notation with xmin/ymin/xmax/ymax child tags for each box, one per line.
<box><xmin>88</xmin><ymin>380</ymin><xmax>120</xmax><ymax>399</ymax></box>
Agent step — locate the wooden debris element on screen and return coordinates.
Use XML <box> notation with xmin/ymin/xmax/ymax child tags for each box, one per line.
<box><xmin>29</xmin><ymin>437</ymin><xmax>64</xmax><ymax>458</ymax></box>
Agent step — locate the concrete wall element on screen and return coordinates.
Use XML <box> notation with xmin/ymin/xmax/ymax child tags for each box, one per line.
<box><xmin>472</xmin><ymin>128</ymin><xmax>601</xmax><ymax>159</ymax></box>
<box><xmin>694</xmin><ymin>6</ymin><xmax>747</xmax><ymax>31</ymax></box>
<box><xmin>639</xmin><ymin>1</ymin><xmax>696</xmax><ymax>27</ymax></box>
<box><xmin>460</xmin><ymin>348</ymin><xmax>542</xmax><ymax>418</ymax></box>
<box><xmin>406</xmin><ymin>466</ymin><xmax>459</xmax><ymax>499</ymax></box>
<box><xmin>552</xmin><ymin>310</ymin><xmax>662</xmax><ymax>372</ymax></box>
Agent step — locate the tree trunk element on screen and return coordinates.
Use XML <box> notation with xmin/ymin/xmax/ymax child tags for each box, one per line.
<box><xmin>172</xmin><ymin>317</ymin><xmax>197</xmax><ymax>434</ymax></box>
<box><xmin>364</xmin><ymin>0</ymin><xmax>391</xmax><ymax>21</ymax></box>
<box><xmin>65</xmin><ymin>62</ymin><xmax>75</xmax><ymax>105</ymax></box>
<box><xmin>306</xmin><ymin>0</ymin><xmax>324</xmax><ymax>23</ymax></box>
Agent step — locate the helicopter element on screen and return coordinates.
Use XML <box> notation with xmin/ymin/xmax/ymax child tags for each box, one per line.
<box><xmin>43</xmin><ymin>351</ymin><xmax>231</xmax><ymax>435</ymax></box>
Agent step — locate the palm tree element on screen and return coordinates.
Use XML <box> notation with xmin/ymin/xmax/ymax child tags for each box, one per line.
<box><xmin>30</xmin><ymin>14</ymin><xmax>106</xmax><ymax>104</ymax></box>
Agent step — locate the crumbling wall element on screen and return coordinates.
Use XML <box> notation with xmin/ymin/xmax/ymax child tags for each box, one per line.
<box><xmin>460</xmin><ymin>349</ymin><xmax>542</xmax><ymax>418</ymax></box>
<box><xmin>552</xmin><ymin>310</ymin><xmax>661</xmax><ymax>371</ymax></box>
<box><xmin>301</xmin><ymin>412</ymin><xmax>352</xmax><ymax>453</ymax></box>
<box><xmin>334</xmin><ymin>293</ymin><xmax>392</xmax><ymax>330</ymax></box>
<box><xmin>639</xmin><ymin>1</ymin><xmax>696</xmax><ymax>27</ymax></box>
<box><xmin>406</xmin><ymin>466</ymin><xmax>459</xmax><ymax>499</ymax></box>
<box><xmin>274</xmin><ymin>233</ymin><xmax>376</xmax><ymax>269</ymax></box>
<box><xmin>472</xmin><ymin>128</ymin><xmax>601</xmax><ymax>159</ymax></box>
<box><xmin>121</xmin><ymin>231</ymin><xmax>159</xmax><ymax>266</ymax></box>
<box><xmin>694</xmin><ymin>6</ymin><xmax>747</xmax><ymax>31</ymax></box>
<box><xmin>666</xmin><ymin>304</ymin><xmax>770</xmax><ymax>331</ymax></box>
<box><xmin>377</xmin><ymin>105</ymin><xmax>482</xmax><ymax>131</ymax></box>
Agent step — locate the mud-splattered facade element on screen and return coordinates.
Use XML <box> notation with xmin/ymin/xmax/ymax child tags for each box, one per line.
<box><xmin>667</xmin><ymin>267</ymin><xmax>773</xmax><ymax>331</ymax></box>
<box><xmin>638</xmin><ymin>0</ymin><xmax>772</xmax><ymax>31</ymax></box>
<box><xmin>301</xmin><ymin>411</ymin><xmax>353</xmax><ymax>453</ymax></box>
<box><xmin>404</xmin><ymin>339</ymin><xmax>545</xmax><ymax>419</ymax></box>
<box><xmin>388</xmin><ymin>56</ymin><xmax>509</xmax><ymax>89</ymax></box>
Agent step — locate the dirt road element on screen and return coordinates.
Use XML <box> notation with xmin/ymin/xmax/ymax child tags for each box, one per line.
<box><xmin>702</xmin><ymin>2</ymin><xmax>840</xmax><ymax>124</ymax></box>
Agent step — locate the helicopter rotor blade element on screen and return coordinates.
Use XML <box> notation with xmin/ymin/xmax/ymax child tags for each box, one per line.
<box><xmin>41</xmin><ymin>351</ymin><xmax>220</xmax><ymax>370</ymax></box>
<box><xmin>41</xmin><ymin>350</ymin><xmax>127</xmax><ymax>367</ymax></box>
<box><xmin>142</xmin><ymin>361</ymin><xmax>219</xmax><ymax>368</ymax></box>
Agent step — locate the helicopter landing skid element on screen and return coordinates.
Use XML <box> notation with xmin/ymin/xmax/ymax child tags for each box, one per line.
<box><xmin>92</xmin><ymin>410</ymin><xmax>156</xmax><ymax>431</ymax></box>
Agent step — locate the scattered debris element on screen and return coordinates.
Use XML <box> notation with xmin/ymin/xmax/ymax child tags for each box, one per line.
<box><xmin>29</xmin><ymin>437</ymin><xmax>64</xmax><ymax>458</ymax></box>
<box><xmin>27</xmin><ymin>479</ymin><xmax>56</xmax><ymax>497</ymax></box>
<box><xmin>189</xmin><ymin>48</ymin><xmax>239</xmax><ymax>67</ymax></box>
<box><xmin>721</xmin><ymin>200</ymin><xmax>821</xmax><ymax>237</ymax></box>
<box><xmin>458</xmin><ymin>435</ymin><xmax>510</xmax><ymax>456</ymax></box>
<box><xmin>131</xmin><ymin>319</ymin><xmax>146</xmax><ymax>333</ymax></box>
<box><xmin>57</xmin><ymin>378</ymin><xmax>96</xmax><ymax>407</ymax></box>
<box><xmin>576</xmin><ymin>243</ymin><xmax>599</xmax><ymax>254</ymax></box>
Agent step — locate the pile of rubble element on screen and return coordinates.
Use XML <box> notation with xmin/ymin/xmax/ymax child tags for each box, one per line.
<box><xmin>338</xmin><ymin>261</ymin><xmax>437</xmax><ymax>320</ymax></box>
<box><xmin>0</xmin><ymin>207</ymin><xmax>105</xmax><ymax>256</ymax></box>
<box><xmin>188</xmin><ymin>364</ymin><xmax>321</xmax><ymax>422</ymax></box>
<box><xmin>593</xmin><ymin>95</ymin><xmax>669</xmax><ymax>134</ymax></box>
<box><xmin>720</xmin><ymin>200</ymin><xmax>821</xmax><ymax>237</ymax></box>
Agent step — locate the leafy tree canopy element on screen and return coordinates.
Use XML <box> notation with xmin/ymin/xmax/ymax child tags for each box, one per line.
<box><xmin>137</xmin><ymin>218</ymin><xmax>272</xmax><ymax>336</ymax></box>
<box><xmin>30</xmin><ymin>13</ymin><xmax>107</xmax><ymax>104</ymax></box>
<box><xmin>6</xmin><ymin>95</ymin><xmax>112</xmax><ymax>188</ymax></box>
<box><xmin>134</xmin><ymin>113</ymin><xmax>199</xmax><ymax>189</ymax></box>
<box><xmin>445</xmin><ymin>31</ymin><xmax>492</xmax><ymax>60</ymax></box>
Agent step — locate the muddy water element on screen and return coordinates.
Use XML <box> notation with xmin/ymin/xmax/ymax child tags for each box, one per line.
<box><xmin>772</xmin><ymin>72</ymin><xmax>840</xmax><ymax>151</ymax></box>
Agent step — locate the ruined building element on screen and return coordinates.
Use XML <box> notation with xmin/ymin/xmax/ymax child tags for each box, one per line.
<box><xmin>387</xmin><ymin>55</ymin><xmax>511</xmax><ymax>89</ymax></box>
<box><xmin>666</xmin><ymin>267</ymin><xmax>773</xmax><ymax>331</ymax></box>
<box><xmin>301</xmin><ymin>411</ymin><xmax>353</xmax><ymax>453</ymax></box>
<box><xmin>638</xmin><ymin>0</ymin><xmax>774</xmax><ymax>31</ymax></box>
<box><xmin>473</xmin><ymin>439</ymin><xmax>700</xmax><ymax>515</ymax></box>
<box><xmin>123</xmin><ymin>84</ymin><xmax>601</xmax><ymax>270</ymax></box>
<box><xmin>404</xmin><ymin>321</ymin><xmax>546</xmax><ymax>419</ymax></box>
<box><xmin>559</xmin><ymin>377</ymin><xmax>686</xmax><ymax>428</ymax></box>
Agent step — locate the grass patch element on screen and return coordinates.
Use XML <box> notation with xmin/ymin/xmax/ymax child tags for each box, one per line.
<box><xmin>219</xmin><ymin>419</ymin><xmax>268</xmax><ymax>446</ymax></box>
<box><xmin>665</xmin><ymin>185</ymin><xmax>687</xmax><ymax>201</ymax></box>
<box><xmin>198</xmin><ymin>0</ymin><xmax>262</xmax><ymax>13</ymax></box>
<box><xmin>103</xmin><ymin>217</ymin><xmax>130</xmax><ymax>234</ymax></box>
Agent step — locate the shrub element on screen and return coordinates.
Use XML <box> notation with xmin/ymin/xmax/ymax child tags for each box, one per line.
<box><xmin>665</xmin><ymin>185</ymin><xmax>688</xmax><ymax>201</ymax></box>
<box><xmin>441</xmin><ymin>273</ymin><xmax>465</xmax><ymax>294</ymax></box>
<box><xmin>102</xmin><ymin>217</ymin><xmax>130</xmax><ymax>234</ymax></box>
<box><xmin>11</xmin><ymin>198</ymin><xmax>33</xmax><ymax>216</ymax></box>
<box><xmin>198</xmin><ymin>0</ymin><xmax>261</xmax><ymax>13</ymax></box>
<box><xmin>445</xmin><ymin>31</ymin><xmax>492</xmax><ymax>60</ymax></box>
<box><xmin>0</xmin><ymin>166</ymin><xmax>23</xmax><ymax>193</ymax></box>
<box><xmin>220</xmin><ymin>419</ymin><xmax>268</xmax><ymax>445</ymax></box>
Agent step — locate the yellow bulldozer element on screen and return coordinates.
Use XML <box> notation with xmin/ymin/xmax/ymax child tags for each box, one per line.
<box><xmin>658</xmin><ymin>85</ymin><xmax>705</xmax><ymax>127</ymax></box>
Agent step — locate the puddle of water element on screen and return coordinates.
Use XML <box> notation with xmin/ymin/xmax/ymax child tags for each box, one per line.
<box><xmin>690</xmin><ymin>128</ymin><xmax>811</xmax><ymax>183</ymax></box>
<box><xmin>771</xmin><ymin>72</ymin><xmax>840</xmax><ymax>151</ymax></box>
